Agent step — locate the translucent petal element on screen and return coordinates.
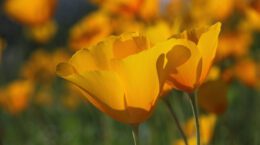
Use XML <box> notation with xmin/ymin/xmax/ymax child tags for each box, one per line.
<box><xmin>56</xmin><ymin>62</ymin><xmax>125</xmax><ymax>111</ymax></box>
<box><xmin>112</xmin><ymin>47</ymin><xmax>160</xmax><ymax>110</ymax></box>
<box><xmin>197</xmin><ymin>22</ymin><xmax>221</xmax><ymax>84</ymax></box>
<box><xmin>162</xmin><ymin>39</ymin><xmax>202</xmax><ymax>93</ymax></box>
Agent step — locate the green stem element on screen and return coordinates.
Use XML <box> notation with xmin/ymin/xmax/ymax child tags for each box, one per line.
<box><xmin>187</xmin><ymin>92</ymin><xmax>200</xmax><ymax>145</ymax></box>
<box><xmin>131</xmin><ymin>124</ymin><xmax>140</xmax><ymax>145</ymax></box>
<box><xmin>163</xmin><ymin>98</ymin><xmax>189</xmax><ymax>145</ymax></box>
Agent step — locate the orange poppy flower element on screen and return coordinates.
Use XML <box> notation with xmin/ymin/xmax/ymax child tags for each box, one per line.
<box><xmin>160</xmin><ymin>22</ymin><xmax>221</xmax><ymax>93</ymax></box>
<box><xmin>68</xmin><ymin>11</ymin><xmax>112</xmax><ymax>51</ymax></box>
<box><xmin>4</xmin><ymin>0</ymin><xmax>57</xmax><ymax>26</ymax></box>
<box><xmin>0</xmin><ymin>80</ymin><xmax>34</xmax><ymax>114</ymax></box>
<box><xmin>26</xmin><ymin>20</ymin><xmax>57</xmax><ymax>44</ymax></box>
<box><xmin>91</xmin><ymin>0</ymin><xmax>159</xmax><ymax>20</ymax></box>
<box><xmin>21</xmin><ymin>49</ymin><xmax>69</xmax><ymax>84</ymax></box>
<box><xmin>234</xmin><ymin>58</ymin><xmax>257</xmax><ymax>87</ymax></box>
<box><xmin>216</xmin><ymin>31</ymin><xmax>252</xmax><ymax>61</ymax></box>
<box><xmin>56</xmin><ymin>32</ymin><xmax>176</xmax><ymax>124</ymax></box>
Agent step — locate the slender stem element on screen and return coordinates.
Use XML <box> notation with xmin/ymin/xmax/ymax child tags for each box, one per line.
<box><xmin>187</xmin><ymin>92</ymin><xmax>200</xmax><ymax>145</ymax></box>
<box><xmin>163</xmin><ymin>98</ymin><xmax>189</xmax><ymax>145</ymax></box>
<box><xmin>131</xmin><ymin>124</ymin><xmax>140</xmax><ymax>145</ymax></box>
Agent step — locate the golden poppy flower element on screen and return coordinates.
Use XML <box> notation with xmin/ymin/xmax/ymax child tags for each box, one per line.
<box><xmin>243</xmin><ymin>7</ymin><xmax>260</xmax><ymax>31</ymax></box>
<box><xmin>173</xmin><ymin>114</ymin><xmax>217</xmax><ymax>145</ymax></box>
<box><xmin>236</xmin><ymin>0</ymin><xmax>260</xmax><ymax>30</ymax></box>
<box><xmin>206</xmin><ymin>66</ymin><xmax>220</xmax><ymax>81</ymax></box>
<box><xmin>91</xmin><ymin>0</ymin><xmax>142</xmax><ymax>17</ymax></box>
<box><xmin>21</xmin><ymin>49</ymin><xmax>69</xmax><ymax>84</ymax></box>
<box><xmin>91</xmin><ymin>0</ymin><xmax>159</xmax><ymax>20</ymax></box>
<box><xmin>189</xmin><ymin>0</ymin><xmax>234</xmax><ymax>25</ymax></box>
<box><xmin>0</xmin><ymin>80</ymin><xmax>34</xmax><ymax>115</ymax></box>
<box><xmin>205</xmin><ymin>0</ymin><xmax>234</xmax><ymax>20</ymax></box>
<box><xmin>68</xmin><ymin>11</ymin><xmax>112</xmax><ymax>51</ymax></box>
<box><xmin>216</xmin><ymin>31</ymin><xmax>252</xmax><ymax>61</ymax></box>
<box><xmin>56</xmin><ymin>32</ymin><xmax>175</xmax><ymax>124</ymax></box>
<box><xmin>26</xmin><ymin>20</ymin><xmax>57</xmax><ymax>44</ymax></box>
<box><xmin>138</xmin><ymin>0</ymin><xmax>159</xmax><ymax>21</ymax></box>
<box><xmin>4</xmin><ymin>0</ymin><xmax>57</xmax><ymax>26</ymax></box>
<box><xmin>160</xmin><ymin>22</ymin><xmax>221</xmax><ymax>93</ymax></box>
<box><xmin>234</xmin><ymin>58</ymin><xmax>257</xmax><ymax>87</ymax></box>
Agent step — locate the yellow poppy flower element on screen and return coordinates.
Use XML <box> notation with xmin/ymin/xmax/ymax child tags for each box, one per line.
<box><xmin>243</xmin><ymin>7</ymin><xmax>260</xmax><ymax>31</ymax></box>
<box><xmin>235</xmin><ymin>0</ymin><xmax>260</xmax><ymax>31</ymax></box>
<box><xmin>206</xmin><ymin>66</ymin><xmax>220</xmax><ymax>81</ymax></box>
<box><xmin>68</xmin><ymin>11</ymin><xmax>112</xmax><ymax>51</ymax></box>
<box><xmin>91</xmin><ymin>0</ymin><xmax>159</xmax><ymax>20</ymax></box>
<box><xmin>91</xmin><ymin>0</ymin><xmax>142</xmax><ymax>18</ymax></box>
<box><xmin>0</xmin><ymin>80</ymin><xmax>34</xmax><ymax>115</ymax></box>
<box><xmin>56</xmin><ymin>32</ymin><xmax>176</xmax><ymax>124</ymax></box>
<box><xmin>138</xmin><ymin>0</ymin><xmax>159</xmax><ymax>21</ymax></box>
<box><xmin>26</xmin><ymin>20</ymin><xmax>57</xmax><ymax>44</ymax></box>
<box><xmin>205</xmin><ymin>0</ymin><xmax>234</xmax><ymax>20</ymax></box>
<box><xmin>161</xmin><ymin>22</ymin><xmax>221</xmax><ymax>93</ymax></box>
<box><xmin>217</xmin><ymin>31</ymin><xmax>252</xmax><ymax>61</ymax></box>
<box><xmin>234</xmin><ymin>58</ymin><xmax>257</xmax><ymax>87</ymax></box>
<box><xmin>21</xmin><ymin>49</ymin><xmax>69</xmax><ymax>84</ymax></box>
<box><xmin>189</xmin><ymin>0</ymin><xmax>234</xmax><ymax>26</ymax></box>
<box><xmin>4</xmin><ymin>0</ymin><xmax>57</xmax><ymax>26</ymax></box>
